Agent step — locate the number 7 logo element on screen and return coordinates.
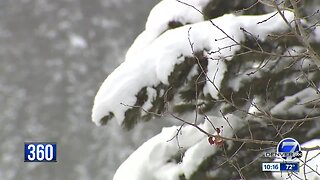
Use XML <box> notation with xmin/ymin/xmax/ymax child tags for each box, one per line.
<box><xmin>282</xmin><ymin>142</ymin><xmax>298</xmax><ymax>153</ymax></box>
<box><xmin>277</xmin><ymin>138</ymin><xmax>301</xmax><ymax>160</ymax></box>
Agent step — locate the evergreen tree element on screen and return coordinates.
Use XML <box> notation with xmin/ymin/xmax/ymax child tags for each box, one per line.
<box><xmin>92</xmin><ymin>0</ymin><xmax>320</xmax><ymax>179</ymax></box>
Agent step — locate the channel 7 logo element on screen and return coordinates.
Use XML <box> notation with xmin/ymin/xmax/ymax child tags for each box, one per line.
<box><xmin>265</xmin><ymin>138</ymin><xmax>302</xmax><ymax>160</ymax></box>
<box><xmin>277</xmin><ymin>138</ymin><xmax>302</xmax><ymax>160</ymax></box>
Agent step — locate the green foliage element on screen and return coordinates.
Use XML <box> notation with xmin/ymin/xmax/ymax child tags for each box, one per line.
<box><xmin>99</xmin><ymin>112</ymin><xmax>114</xmax><ymax>125</ymax></box>
<box><xmin>190</xmin><ymin>119</ymin><xmax>320</xmax><ymax>179</ymax></box>
<box><xmin>116</xmin><ymin>0</ymin><xmax>320</xmax><ymax>178</ymax></box>
<box><xmin>122</xmin><ymin>87</ymin><xmax>148</xmax><ymax>129</ymax></box>
<box><xmin>202</xmin><ymin>0</ymin><xmax>268</xmax><ymax>20</ymax></box>
<box><xmin>168</xmin><ymin>21</ymin><xmax>184</xmax><ymax>29</ymax></box>
<box><xmin>121</xmin><ymin>51</ymin><xmax>211</xmax><ymax>128</ymax></box>
<box><xmin>184</xmin><ymin>18</ymin><xmax>320</xmax><ymax>178</ymax></box>
<box><xmin>173</xmin><ymin>103</ymin><xmax>195</xmax><ymax>113</ymax></box>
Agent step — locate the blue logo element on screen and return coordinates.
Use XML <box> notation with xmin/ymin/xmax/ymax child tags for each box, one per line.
<box><xmin>24</xmin><ymin>142</ymin><xmax>57</xmax><ymax>162</ymax></box>
<box><xmin>277</xmin><ymin>138</ymin><xmax>301</xmax><ymax>160</ymax></box>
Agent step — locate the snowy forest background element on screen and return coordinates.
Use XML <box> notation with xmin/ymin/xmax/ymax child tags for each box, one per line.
<box><xmin>1</xmin><ymin>0</ymin><xmax>320</xmax><ymax>180</ymax></box>
<box><xmin>0</xmin><ymin>0</ymin><xmax>159</xmax><ymax>180</ymax></box>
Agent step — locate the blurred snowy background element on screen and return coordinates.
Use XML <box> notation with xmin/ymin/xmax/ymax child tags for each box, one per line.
<box><xmin>0</xmin><ymin>0</ymin><xmax>163</xmax><ymax>179</ymax></box>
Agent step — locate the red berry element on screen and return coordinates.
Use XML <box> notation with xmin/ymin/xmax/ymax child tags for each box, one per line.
<box><xmin>216</xmin><ymin>128</ymin><xmax>220</xmax><ymax>134</ymax></box>
<box><xmin>208</xmin><ymin>137</ymin><xmax>215</xmax><ymax>145</ymax></box>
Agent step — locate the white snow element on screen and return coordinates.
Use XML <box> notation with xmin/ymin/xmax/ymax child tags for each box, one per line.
<box><xmin>89</xmin><ymin>0</ymin><xmax>317</xmax><ymax>178</ymax></box>
<box><xmin>146</xmin><ymin>0</ymin><xmax>210</xmax><ymax>35</ymax></box>
<box><xmin>270</xmin><ymin>87</ymin><xmax>320</xmax><ymax>116</ymax></box>
<box><xmin>69</xmin><ymin>34</ymin><xmax>87</xmax><ymax>48</ymax></box>
<box><xmin>126</xmin><ymin>0</ymin><xmax>211</xmax><ymax>59</ymax></box>
<box><xmin>141</xmin><ymin>87</ymin><xmax>157</xmax><ymax>115</ymax></box>
<box><xmin>248</xmin><ymin>96</ymin><xmax>262</xmax><ymax>115</ymax></box>
<box><xmin>273</xmin><ymin>139</ymin><xmax>320</xmax><ymax>180</ymax></box>
<box><xmin>113</xmin><ymin>120</ymin><xmax>209</xmax><ymax>180</ymax></box>
<box><xmin>113</xmin><ymin>114</ymin><xmax>244</xmax><ymax>180</ymax></box>
<box><xmin>238</xmin><ymin>11</ymin><xmax>295</xmax><ymax>41</ymax></box>
<box><xmin>92</xmin><ymin>11</ymin><xmax>295</xmax><ymax>126</ymax></box>
<box><xmin>228</xmin><ymin>69</ymin><xmax>263</xmax><ymax>92</ymax></box>
<box><xmin>181</xmin><ymin>114</ymin><xmax>243</xmax><ymax>178</ymax></box>
<box><xmin>313</xmin><ymin>26</ymin><xmax>320</xmax><ymax>42</ymax></box>
<box><xmin>203</xmin><ymin>59</ymin><xmax>227</xmax><ymax>99</ymax></box>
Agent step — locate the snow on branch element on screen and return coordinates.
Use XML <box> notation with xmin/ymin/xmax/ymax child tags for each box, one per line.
<box><xmin>270</xmin><ymin>87</ymin><xmax>320</xmax><ymax>117</ymax></box>
<box><xmin>113</xmin><ymin>115</ymin><xmax>244</xmax><ymax>180</ymax></box>
<box><xmin>92</xmin><ymin>11</ymin><xmax>295</xmax><ymax>127</ymax></box>
<box><xmin>126</xmin><ymin>0</ymin><xmax>211</xmax><ymax>59</ymax></box>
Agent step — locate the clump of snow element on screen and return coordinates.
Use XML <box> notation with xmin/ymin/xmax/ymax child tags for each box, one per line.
<box><xmin>270</xmin><ymin>87</ymin><xmax>320</xmax><ymax>116</ymax></box>
<box><xmin>113</xmin><ymin>120</ymin><xmax>210</xmax><ymax>180</ymax></box>
<box><xmin>228</xmin><ymin>68</ymin><xmax>263</xmax><ymax>92</ymax></box>
<box><xmin>181</xmin><ymin>114</ymin><xmax>243</xmax><ymax>178</ymax></box>
<box><xmin>273</xmin><ymin>139</ymin><xmax>320</xmax><ymax>180</ymax></box>
<box><xmin>203</xmin><ymin>59</ymin><xmax>228</xmax><ymax>99</ymax></box>
<box><xmin>313</xmin><ymin>26</ymin><xmax>320</xmax><ymax>42</ymax></box>
<box><xmin>92</xmin><ymin>11</ymin><xmax>295</xmax><ymax>126</ymax></box>
<box><xmin>238</xmin><ymin>11</ymin><xmax>295</xmax><ymax>41</ymax></box>
<box><xmin>126</xmin><ymin>0</ymin><xmax>211</xmax><ymax>59</ymax></box>
<box><xmin>141</xmin><ymin>87</ymin><xmax>157</xmax><ymax>116</ymax></box>
<box><xmin>248</xmin><ymin>96</ymin><xmax>262</xmax><ymax>115</ymax></box>
<box><xmin>146</xmin><ymin>0</ymin><xmax>210</xmax><ymax>35</ymax></box>
<box><xmin>113</xmin><ymin>114</ymin><xmax>244</xmax><ymax>180</ymax></box>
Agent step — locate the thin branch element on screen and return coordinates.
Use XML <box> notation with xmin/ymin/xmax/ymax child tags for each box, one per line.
<box><xmin>170</xmin><ymin>113</ymin><xmax>278</xmax><ymax>146</ymax></box>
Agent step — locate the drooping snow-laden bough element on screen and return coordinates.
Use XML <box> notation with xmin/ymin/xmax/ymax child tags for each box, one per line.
<box><xmin>92</xmin><ymin>0</ymin><xmax>320</xmax><ymax>179</ymax></box>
